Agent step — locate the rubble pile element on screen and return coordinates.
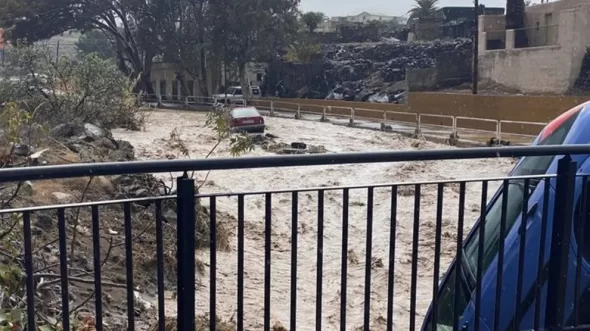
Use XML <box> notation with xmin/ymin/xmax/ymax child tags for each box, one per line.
<box><xmin>267</xmin><ymin>38</ymin><xmax>473</xmax><ymax>103</ymax></box>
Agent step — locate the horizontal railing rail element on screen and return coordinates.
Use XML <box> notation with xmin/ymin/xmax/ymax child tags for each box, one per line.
<box><xmin>2</xmin><ymin>145</ymin><xmax>590</xmax><ymax>182</ymax></box>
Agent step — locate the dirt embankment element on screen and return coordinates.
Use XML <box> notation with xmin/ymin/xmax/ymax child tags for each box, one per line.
<box><xmin>0</xmin><ymin>119</ymin><xmax>236</xmax><ymax>331</ymax></box>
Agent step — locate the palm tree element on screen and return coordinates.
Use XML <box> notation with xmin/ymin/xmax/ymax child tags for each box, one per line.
<box><xmin>408</xmin><ymin>0</ymin><xmax>439</xmax><ymax>19</ymax></box>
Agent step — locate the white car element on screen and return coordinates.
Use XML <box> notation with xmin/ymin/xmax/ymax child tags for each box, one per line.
<box><xmin>213</xmin><ymin>86</ymin><xmax>261</xmax><ymax>105</ymax></box>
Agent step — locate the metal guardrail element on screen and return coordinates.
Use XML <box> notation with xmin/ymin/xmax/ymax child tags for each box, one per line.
<box><xmin>2</xmin><ymin>146</ymin><xmax>590</xmax><ymax>331</ymax></box>
<box><xmin>137</xmin><ymin>94</ymin><xmax>246</xmax><ymax>107</ymax></box>
<box><xmin>253</xmin><ymin>100</ymin><xmax>548</xmax><ymax>141</ymax></box>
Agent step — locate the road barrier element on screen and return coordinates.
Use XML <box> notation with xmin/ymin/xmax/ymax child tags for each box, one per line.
<box><xmin>251</xmin><ymin>98</ymin><xmax>549</xmax><ymax>142</ymax></box>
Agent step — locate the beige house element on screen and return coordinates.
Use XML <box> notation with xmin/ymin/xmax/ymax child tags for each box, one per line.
<box><xmin>478</xmin><ymin>0</ymin><xmax>590</xmax><ymax>93</ymax></box>
<box><xmin>150</xmin><ymin>62</ymin><xmax>267</xmax><ymax>99</ymax></box>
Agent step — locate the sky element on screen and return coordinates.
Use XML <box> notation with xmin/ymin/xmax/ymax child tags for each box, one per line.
<box><xmin>299</xmin><ymin>0</ymin><xmax>513</xmax><ymax>17</ymax></box>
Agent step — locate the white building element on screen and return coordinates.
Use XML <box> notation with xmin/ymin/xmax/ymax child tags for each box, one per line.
<box><xmin>315</xmin><ymin>12</ymin><xmax>398</xmax><ymax>33</ymax></box>
<box><xmin>333</xmin><ymin>12</ymin><xmax>397</xmax><ymax>24</ymax></box>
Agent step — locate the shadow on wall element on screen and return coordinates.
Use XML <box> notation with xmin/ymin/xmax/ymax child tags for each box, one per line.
<box><xmin>406</xmin><ymin>51</ymin><xmax>473</xmax><ymax>91</ymax></box>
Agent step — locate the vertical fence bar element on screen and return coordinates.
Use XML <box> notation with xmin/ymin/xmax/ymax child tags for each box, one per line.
<box><xmin>494</xmin><ymin>180</ymin><xmax>510</xmax><ymax>331</ymax></box>
<box><xmin>453</xmin><ymin>183</ymin><xmax>466</xmax><ymax>331</ymax></box>
<box><xmin>210</xmin><ymin>197</ymin><xmax>218</xmax><ymax>331</ymax></box>
<box><xmin>23</xmin><ymin>211</ymin><xmax>36</xmax><ymax>331</ymax></box>
<box><xmin>515</xmin><ymin>179</ymin><xmax>530</xmax><ymax>329</ymax></box>
<box><xmin>547</xmin><ymin>155</ymin><xmax>577</xmax><ymax>329</ymax></box>
<box><xmin>534</xmin><ymin>178</ymin><xmax>551</xmax><ymax>330</ymax></box>
<box><xmin>177</xmin><ymin>176</ymin><xmax>196</xmax><ymax>331</ymax></box>
<box><xmin>574</xmin><ymin>176</ymin><xmax>588</xmax><ymax>326</ymax></box>
<box><xmin>91</xmin><ymin>206</ymin><xmax>104</xmax><ymax>331</ymax></box>
<box><xmin>410</xmin><ymin>185</ymin><xmax>421</xmax><ymax>331</ymax></box>
<box><xmin>387</xmin><ymin>186</ymin><xmax>398</xmax><ymax>331</ymax></box>
<box><xmin>265</xmin><ymin>193</ymin><xmax>272</xmax><ymax>331</ymax></box>
<box><xmin>237</xmin><ymin>195</ymin><xmax>245</xmax><ymax>331</ymax></box>
<box><xmin>57</xmin><ymin>208</ymin><xmax>70</xmax><ymax>331</ymax></box>
<box><xmin>123</xmin><ymin>202</ymin><xmax>135</xmax><ymax>330</ymax></box>
<box><xmin>431</xmin><ymin>184</ymin><xmax>444</xmax><ymax>331</ymax></box>
<box><xmin>363</xmin><ymin>187</ymin><xmax>374</xmax><ymax>331</ymax></box>
<box><xmin>317</xmin><ymin>190</ymin><xmax>325</xmax><ymax>331</ymax></box>
<box><xmin>474</xmin><ymin>181</ymin><xmax>488</xmax><ymax>331</ymax></box>
<box><xmin>291</xmin><ymin>192</ymin><xmax>299</xmax><ymax>331</ymax></box>
<box><xmin>155</xmin><ymin>200</ymin><xmax>166</xmax><ymax>331</ymax></box>
<box><xmin>341</xmin><ymin>188</ymin><xmax>350</xmax><ymax>331</ymax></box>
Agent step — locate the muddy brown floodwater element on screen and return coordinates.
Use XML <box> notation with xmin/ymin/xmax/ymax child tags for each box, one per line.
<box><xmin>113</xmin><ymin>109</ymin><xmax>516</xmax><ymax>331</ymax></box>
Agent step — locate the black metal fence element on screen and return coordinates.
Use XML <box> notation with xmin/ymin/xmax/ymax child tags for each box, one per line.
<box><xmin>2</xmin><ymin>145</ymin><xmax>590</xmax><ymax>331</ymax></box>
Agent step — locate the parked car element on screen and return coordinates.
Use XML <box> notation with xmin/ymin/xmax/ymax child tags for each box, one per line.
<box><xmin>422</xmin><ymin>101</ymin><xmax>590</xmax><ymax>331</ymax></box>
<box><xmin>230</xmin><ymin>106</ymin><xmax>265</xmax><ymax>133</ymax></box>
<box><xmin>213</xmin><ymin>86</ymin><xmax>261</xmax><ymax>105</ymax></box>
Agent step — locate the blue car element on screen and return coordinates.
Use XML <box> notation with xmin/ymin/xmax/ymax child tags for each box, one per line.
<box><xmin>422</xmin><ymin>102</ymin><xmax>590</xmax><ymax>331</ymax></box>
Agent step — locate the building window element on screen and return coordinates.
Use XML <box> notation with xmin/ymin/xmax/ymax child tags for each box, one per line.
<box><xmin>256</xmin><ymin>73</ymin><xmax>263</xmax><ymax>82</ymax></box>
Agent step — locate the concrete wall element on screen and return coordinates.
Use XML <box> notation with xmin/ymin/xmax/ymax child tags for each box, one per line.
<box><xmin>479</xmin><ymin>45</ymin><xmax>568</xmax><ymax>93</ymax></box>
<box><xmin>525</xmin><ymin>0</ymin><xmax>590</xmax><ymax>27</ymax></box>
<box><xmin>406</xmin><ymin>51</ymin><xmax>472</xmax><ymax>91</ymax></box>
<box><xmin>406</xmin><ymin>68</ymin><xmax>438</xmax><ymax>91</ymax></box>
<box><xmin>479</xmin><ymin>4</ymin><xmax>590</xmax><ymax>94</ymax></box>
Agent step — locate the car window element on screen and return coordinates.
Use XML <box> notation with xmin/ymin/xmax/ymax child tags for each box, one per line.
<box><xmin>574</xmin><ymin>181</ymin><xmax>590</xmax><ymax>259</ymax></box>
<box><xmin>511</xmin><ymin>107</ymin><xmax>580</xmax><ymax>177</ymax></box>
<box><xmin>252</xmin><ymin>89</ymin><xmax>260</xmax><ymax>95</ymax></box>
<box><xmin>232</xmin><ymin>107</ymin><xmax>259</xmax><ymax>117</ymax></box>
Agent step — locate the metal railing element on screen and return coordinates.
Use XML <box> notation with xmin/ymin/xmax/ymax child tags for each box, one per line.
<box><xmin>255</xmin><ymin>100</ymin><xmax>547</xmax><ymax>142</ymax></box>
<box><xmin>3</xmin><ymin>145</ymin><xmax>590</xmax><ymax>331</ymax></box>
<box><xmin>138</xmin><ymin>94</ymin><xmax>246</xmax><ymax>108</ymax></box>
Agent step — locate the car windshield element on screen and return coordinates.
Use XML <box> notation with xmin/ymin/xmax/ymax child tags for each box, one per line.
<box><xmin>428</xmin><ymin>108</ymin><xmax>580</xmax><ymax>331</ymax></box>
<box><xmin>227</xmin><ymin>87</ymin><xmax>241</xmax><ymax>95</ymax></box>
<box><xmin>232</xmin><ymin>107</ymin><xmax>259</xmax><ymax>118</ymax></box>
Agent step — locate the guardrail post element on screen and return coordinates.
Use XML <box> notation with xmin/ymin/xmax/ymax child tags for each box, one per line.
<box><xmin>176</xmin><ymin>174</ymin><xmax>196</xmax><ymax>331</ymax></box>
<box><xmin>496</xmin><ymin>121</ymin><xmax>501</xmax><ymax>142</ymax></box>
<box><xmin>157</xmin><ymin>94</ymin><xmax>162</xmax><ymax>106</ymax></box>
<box><xmin>184</xmin><ymin>97</ymin><xmax>189</xmax><ymax>108</ymax></box>
<box><xmin>320</xmin><ymin>107</ymin><xmax>327</xmax><ymax>122</ymax></box>
<box><xmin>296</xmin><ymin>105</ymin><xmax>301</xmax><ymax>119</ymax></box>
<box><xmin>546</xmin><ymin>155</ymin><xmax>576</xmax><ymax>329</ymax></box>
<box><xmin>349</xmin><ymin>107</ymin><xmax>355</xmax><ymax>126</ymax></box>
<box><xmin>270</xmin><ymin>101</ymin><xmax>275</xmax><ymax>117</ymax></box>
<box><xmin>452</xmin><ymin>117</ymin><xmax>458</xmax><ymax>138</ymax></box>
<box><xmin>414</xmin><ymin>114</ymin><xmax>422</xmax><ymax>137</ymax></box>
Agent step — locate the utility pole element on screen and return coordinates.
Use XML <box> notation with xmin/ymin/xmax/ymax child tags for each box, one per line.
<box><xmin>472</xmin><ymin>0</ymin><xmax>479</xmax><ymax>94</ymax></box>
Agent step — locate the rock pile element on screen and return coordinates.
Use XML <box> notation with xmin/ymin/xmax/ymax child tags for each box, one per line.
<box><xmin>267</xmin><ymin>38</ymin><xmax>473</xmax><ymax>102</ymax></box>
